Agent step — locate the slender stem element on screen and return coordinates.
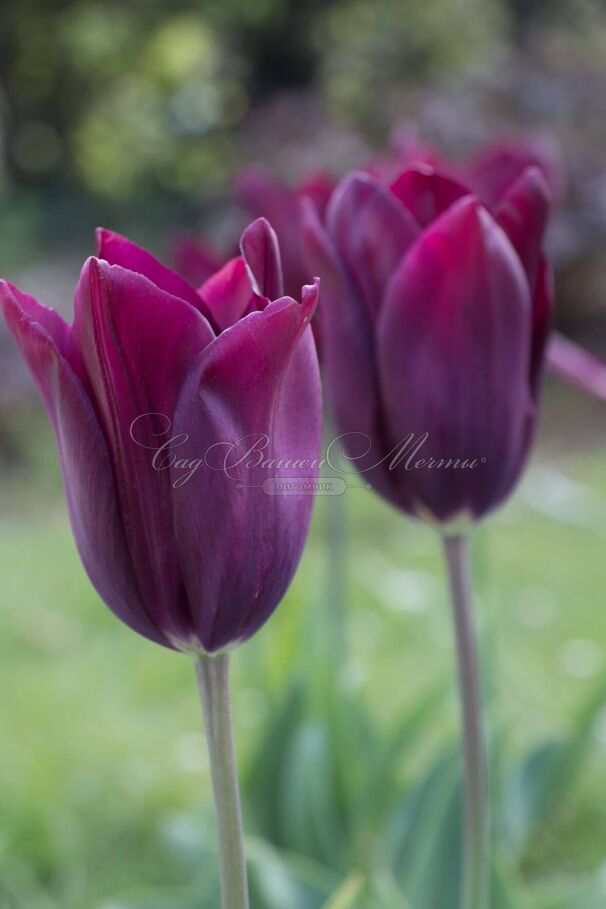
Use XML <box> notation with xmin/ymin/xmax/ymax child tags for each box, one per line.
<box><xmin>195</xmin><ymin>653</ymin><xmax>250</xmax><ymax>909</ymax></box>
<box><xmin>325</xmin><ymin>487</ymin><xmax>348</xmax><ymax>661</ymax></box>
<box><xmin>324</xmin><ymin>414</ymin><xmax>349</xmax><ymax>665</ymax></box>
<box><xmin>442</xmin><ymin>535</ymin><xmax>490</xmax><ymax>909</ymax></box>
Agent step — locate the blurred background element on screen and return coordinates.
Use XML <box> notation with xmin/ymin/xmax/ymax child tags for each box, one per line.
<box><xmin>2</xmin><ymin>1</ymin><xmax>606</xmax><ymax>907</ymax></box>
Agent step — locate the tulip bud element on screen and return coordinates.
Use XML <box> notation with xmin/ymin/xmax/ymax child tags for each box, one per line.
<box><xmin>1</xmin><ymin>219</ymin><xmax>322</xmax><ymax>653</ymax></box>
<box><xmin>304</xmin><ymin>166</ymin><xmax>553</xmax><ymax>528</ymax></box>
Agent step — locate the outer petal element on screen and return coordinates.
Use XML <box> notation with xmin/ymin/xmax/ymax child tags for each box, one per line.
<box><xmin>389</xmin><ymin>166</ymin><xmax>469</xmax><ymax>229</ymax></box>
<box><xmin>0</xmin><ymin>281</ymin><xmax>165</xmax><ymax>646</ymax></box>
<box><xmin>70</xmin><ymin>258</ymin><xmax>215</xmax><ymax>646</ymax></box>
<box><xmin>547</xmin><ymin>331</ymin><xmax>606</xmax><ymax>404</ymax></box>
<box><xmin>327</xmin><ymin>172</ymin><xmax>420</xmax><ymax>320</ymax></box>
<box><xmin>377</xmin><ymin>197</ymin><xmax>533</xmax><ymax>523</ymax></box>
<box><xmin>495</xmin><ymin>166</ymin><xmax>550</xmax><ymax>293</ymax></box>
<box><xmin>302</xmin><ymin>200</ymin><xmax>397</xmax><ymax>502</ymax></box>
<box><xmin>240</xmin><ymin>217</ymin><xmax>284</xmax><ymax>299</ymax></box>
<box><xmin>171</xmin><ymin>284</ymin><xmax>322</xmax><ymax>652</ymax></box>
<box><xmin>529</xmin><ymin>258</ymin><xmax>554</xmax><ymax>399</ymax></box>
<box><xmin>96</xmin><ymin>228</ymin><xmax>219</xmax><ymax>331</ymax></box>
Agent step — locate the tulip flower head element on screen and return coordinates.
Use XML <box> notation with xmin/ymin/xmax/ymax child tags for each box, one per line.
<box><xmin>304</xmin><ymin>164</ymin><xmax>553</xmax><ymax>530</ymax></box>
<box><xmin>1</xmin><ymin>219</ymin><xmax>322</xmax><ymax>653</ymax></box>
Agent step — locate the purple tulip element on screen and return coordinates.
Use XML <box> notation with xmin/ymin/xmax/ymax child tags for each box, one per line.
<box><xmin>1</xmin><ymin>219</ymin><xmax>322</xmax><ymax>653</ymax></box>
<box><xmin>303</xmin><ymin>164</ymin><xmax>553</xmax><ymax>526</ymax></box>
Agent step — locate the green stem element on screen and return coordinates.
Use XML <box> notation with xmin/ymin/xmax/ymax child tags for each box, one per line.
<box><xmin>442</xmin><ymin>535</ymin><xmax>490</xmax><ymax>909</ymax></box>
<box><xmin>195</xmin><ymin>653</ymin><xmax>250</xmax><ymax>909</ymax></box>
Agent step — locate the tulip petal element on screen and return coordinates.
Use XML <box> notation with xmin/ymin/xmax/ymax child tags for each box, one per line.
<box><xmin>198</xmin><ymin>257</ymin><xmax>260</xmax><ymax>331</ymax></box>
<box><xmin>547</xmin><ymin>331</ymin><xmax>606</xmax><ymax>404</ymax></box>
<box><xmin>378</xmin><ymin>197</ymin><xmax>533</xmax><ymax>522</ymax></box>
<box><xmin>171</xmin><ymin>234</ymin><xmax>223</xmax><ymax>288</ymax></box>
<box><xmin>529</xmin><ymin>258</ymin><xmax>554</xmax><ymax>398</ymax></box>
<box><xmin>70</xmin><ymin>258</ymin><xmax>215</xmax><ymax>646</ymax></box>
<box><xmin>327</xmin><ymin>172</ymin><xmax>420</xmax><ymax>320</ymax></box>
<box><xmin>301</xmin><ymin>200</ymin><xmax>397</xmax><ymax>502</ymax></box>
<box><xmin>0</xmin><ymin>280</ymin><xmax>166</xmax><ymax>645</ymax></box>
<box><xmin>465</xmin><ymin>138</ymin><xmax>563</xmax><ymax>207</ymax></box>
<box><xmin>171</xmin><ymin>284</ymin><xmax>322</xmax><ymax>652</ymax></box>
<box><xmin>96</xmin><ymin>228</ymin><xmax>219</xmax><ymax>331</ymax></box>
<box><xmin>390</xmin><ymin>166</ymin><xmax>469</xmax><ymax>228</ymax></box>
<box><xmin>240</xmin><ymin>217</ymin><xmax>284</xmax><ymax>299</ymax></box>
<box><xmin>0</xmin><ymin>282</ymin><xmax>70</xmax><ymax>354</ymax></box>
<box><xmin>297</xmin><ymin>171</ymin><xmax>335</xmax><ymax>217</ymax></box>
<box><xmin>496</xmin><ymin>166</ymin><xmax>550</xmax><ymax>292</ymax></box>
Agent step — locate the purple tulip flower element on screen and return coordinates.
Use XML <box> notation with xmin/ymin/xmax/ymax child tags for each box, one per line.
<box><xmin>1</xmin><ymin>219</ymin><xmax>322</xmax><ymax>653</ymax></box>
<box><xmin>304</xmin><ymin>164</ymin><xmax>553</xmax><ymax>527</ymax></box>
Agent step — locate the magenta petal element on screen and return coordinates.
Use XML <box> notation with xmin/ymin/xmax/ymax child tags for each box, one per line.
<box><xmin>0</xmin><ymin>281</ymin><xmax>166</xmax><ymax>646</ymax></box>
<box><xmin>297</xmin><ymin>171</ymin><xmax>336</xmax><ymax>218</ymax></box>
<box><xmin>171</xmin><ymin>285</ymin><xmax>322</xmax><ymax>652</ymax></box>
<box><xmin>327</xmin><ymin>172</ymin><xmax>420</xmax><ymax>320</ymax></box>
<box><xmin>302</xmin><ymin>200</ymin><xmax>397</xmax><ymax>501</ymax></box>
<box><xmin>171</xmin><ymin>234</ymin><xmax>225</xmax><ymax>287</ymax></box>
<box><xmin>171</xmin><ymin>234</ymin><xmax>223</xmax><ymax>288</ymax></box>
<box><xmin>0</xmin><ymin>281</ymin><xmax>69</xmax><ymax>354</ymax></box>
<box><xmin>390</xmin><ymin>166</ymin><xmax>470</xmax><ymax>228</ymax></box>
<box><xmin>529</xmin><ymin>258</ymin><xmax>554</xmax><ymax>398</ymax></box>
<box><xmin>70</xmin><ymin>258</ymin><xmax>215</xmax><ymax>646</ymax></box>
<box><xmin>496</xmin><ymin>166</ymin><xmax>550</xmax><ymax>292</ymax></box>
<box><xmin>240</xmin><ymin>217</ymin><xmax>284</xmax><ymax>299</ymax></box>
<box><xmin>198</xmin><ymin>257</ymin><xmax>259</xmax><ymax>331</ymax></box>
<box><xmin>548</xmin><ymin>331</ymin><xmax>606</xmax><ymax>404</ymax></box>
<box><xmin>378</xmin><ymin>198</ymin><xmax>533</xmax><ymax>522</ymax></box>
<box><xmin>465</xmin><ymin>138</ymin><xmax>563</xmax><ymax>207</ymax></box>
<box><xmin>96</xmin><ymin>228</ymin><xmax>218</xmax><ymax>330</ymax></box>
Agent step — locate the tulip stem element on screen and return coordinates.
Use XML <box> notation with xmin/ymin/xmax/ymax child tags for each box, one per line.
<box><xmin>195</xmin><ymin>653</ymin><xmax>250</xmax><ymax>909</ymax></box>
<box><xmin>442</xmin><ymin>535</ymin><xmax>490</xmax><ymax>909</ymax></box>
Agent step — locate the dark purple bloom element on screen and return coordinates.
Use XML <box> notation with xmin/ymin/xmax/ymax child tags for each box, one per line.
<box><xmin>303</xmin><ymin>165</ymin><xmax>553</xmax><ymax>527</ymax></box>
<box><xmin>1</xmin><ymin>220</ymin><xmax>322</xmax><ymax>653</ymax></box>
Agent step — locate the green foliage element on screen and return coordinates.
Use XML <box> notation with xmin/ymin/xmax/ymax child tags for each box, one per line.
<box><xmin>1</xmin><ymin>417</ymin><xmax>606</xmax><ymax>907</ymax></box>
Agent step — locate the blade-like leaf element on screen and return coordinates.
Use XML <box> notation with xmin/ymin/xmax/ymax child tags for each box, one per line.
<box><xmin>320</xmin><ymin>872</ymin><xmax>364</xmax><ymax>909</ymax></box>
<box><xmin>506</xmin><ymin>672</ymin><xmax>606</xmax><ymax>854</ymax></box>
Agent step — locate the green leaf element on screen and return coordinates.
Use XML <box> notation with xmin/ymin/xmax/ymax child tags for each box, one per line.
<box><xmin>247</xmin><ymin>837</ymin><xmax>337</xmax><ymax>909</ymax></box>
<box><xmin>358</xmin><ymin>681</ymin><xmax>445</xmax><ymax>830</ymax></box>
<box><xmin>384</xmin><ymin>746</ymin><xmax>461</xmax><ymax>904</ymax></box>
<box><xmin>244</xmin><ymin>677</ymin><xmax>305</xmax><ymax>843</ymax></box>
<box><xmin>320</xmin><ymin>872</ymin><xmax>365</xmax><ymax>909</ymax></box>
<box><xmin>506</xmin><ymin>672</ymin><xmax>606</xmax><ymax>854</ymax></box>
<box><xmin>279</xmin><ymin>718</ymin><xmax>349</xmax><ymax>868</ymax></box>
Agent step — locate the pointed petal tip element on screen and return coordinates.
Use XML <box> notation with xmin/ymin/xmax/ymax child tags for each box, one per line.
<box><xmin>95</xmin><ymin>226</ymin><xmax>123</xmax><ymax>258</ymax></box>
<box><xmin>510</xmin><ymin>164</ymin><xmax>552</xmax><ymax>204</ymax></box>
<box><xmin>301</xmin><ymin>276</ymin><xmax>320</xmax><ymax>316</ymax></box>
<box><xmin>240</xmin><ymin>217</ymin><xmax>284</xmax><ymax>299</ymax></box>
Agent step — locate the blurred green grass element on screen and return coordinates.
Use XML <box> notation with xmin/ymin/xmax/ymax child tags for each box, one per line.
<box><xmin>1</xmin><ymin>383</ymin><xmax>606</xmax><ymax>907</ymax></box>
